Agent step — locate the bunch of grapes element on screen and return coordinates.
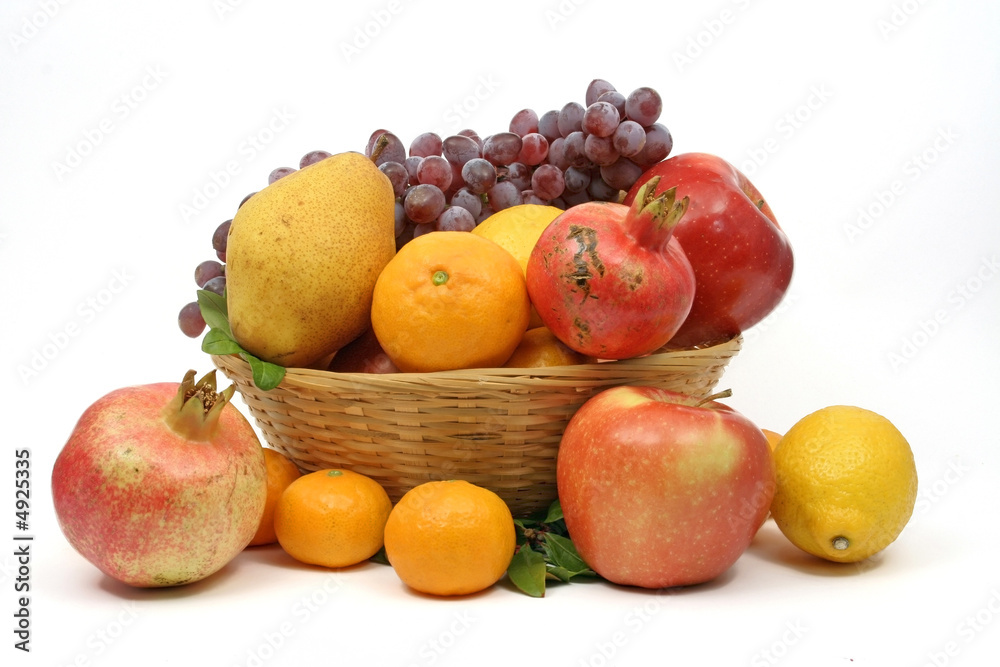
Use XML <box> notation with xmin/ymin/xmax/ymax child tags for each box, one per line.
<box><xmin>178</xmin><ymin>79</ymin><xmax>672</xmax><ymax>339</ymax></box>
<box><xmin>371</xmin><ymin>78</ymin><xmax>671</xmax><ymax>247</ymax></box>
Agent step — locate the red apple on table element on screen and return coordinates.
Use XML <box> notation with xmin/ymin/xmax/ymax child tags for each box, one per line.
<box><xmin>623</xmin><ymin>153</ymin><xmax>793</xmax><ymax>348</ymax></box>
<box><xmin>557</xmin><ymin>385</ymin><xmax>775</xmax><ymax>589</ymax></box>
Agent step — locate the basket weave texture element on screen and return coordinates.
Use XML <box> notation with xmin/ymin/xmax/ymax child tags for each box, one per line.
<box><xmin>213</xmin><ymin>335</ymin><xmax>741</xmax><ymax>516</ymax></box>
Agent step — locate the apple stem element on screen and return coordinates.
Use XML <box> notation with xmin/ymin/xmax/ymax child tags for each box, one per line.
<box><xmin>694</xmin><ymin>388</ymin><xmax>733</xmax><ymax>407</ymax></box>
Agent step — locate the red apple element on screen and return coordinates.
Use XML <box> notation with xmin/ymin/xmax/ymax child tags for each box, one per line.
<box><xmin>557</xmin><ymin>386</ymin><xmax>775</xmax><ymax>588</ymax></box>
<box><xmin>623</xmin><ymin>152</ymin><xmax>793</xmax><ymax>348</ymax></box>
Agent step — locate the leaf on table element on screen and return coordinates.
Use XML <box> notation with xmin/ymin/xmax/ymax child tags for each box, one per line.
<box><xmin>542</xmin><ymin>532</ymin><xmax>596</xmax><ymax>581</ymax></box>
<box><xmin>508</xmin><ymin>546</ymin><xmax>548</xmax><ymax>598</ymax></box>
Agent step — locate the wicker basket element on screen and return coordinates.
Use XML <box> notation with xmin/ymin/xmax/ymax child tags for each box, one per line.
<box><xmin>212</xmin><ymin>335</ymin><xmax>741</xmax><ymax>516</ymax></box>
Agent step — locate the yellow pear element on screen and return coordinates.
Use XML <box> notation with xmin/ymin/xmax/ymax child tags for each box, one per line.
<box><xmin>225</xmin><ymin>151</ymin><xmax>396</xmax><ymax>369</ymax></box>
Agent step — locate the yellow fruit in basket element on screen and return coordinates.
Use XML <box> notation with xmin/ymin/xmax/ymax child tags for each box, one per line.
<box><xmin>383</xmin><ymin>480</ymin><xmax>516</xmax><ymax>596</ymax></box>
<box><xmin>503</xmin><ymin>326</ymin><xmax>588</xmax><ymax>368</ymax></box>
<box><xmin>769</xmin><ymin>405</ymin><xmax>918</xmax><ymax>563</ymax></box>
<box><xmin>225</xmin><ymin>152</ymin><xmax>396</xmax><ymax>369</ymax></box>
<box><xmin>371</xmin><ymin>231</ymin><xmax>531</xmax><ymax>373</ymax></box>
<box><xmin>472</xmin><ymin>204</ymin><xmax>562</xmax><ymax>328</ymax></box>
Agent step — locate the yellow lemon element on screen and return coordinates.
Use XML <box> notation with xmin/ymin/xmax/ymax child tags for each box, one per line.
<box><xmin>472</xmin><ymin>204</ymin><xmax>562</xmax><ymax>329</ymax></box>
<box><xmin>770</xmin><ymin>405</ymin><xmax>917</xmax><ymax>563</ymax></box>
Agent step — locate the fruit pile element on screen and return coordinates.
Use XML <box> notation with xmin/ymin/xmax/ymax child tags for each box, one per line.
<box><xmin>50</xmin><ymin>79</ymin><xmax>918</xmax><ymax>600</ymax></box>
<box><xmin>177</xmin><ymin>78</ymin><xmax>674</xmax><ymax>341</ymax></box>
<box><xmin>179</xmin><ymin>78</ymin><xmax>793</xmax><ymax>378</ymax></box>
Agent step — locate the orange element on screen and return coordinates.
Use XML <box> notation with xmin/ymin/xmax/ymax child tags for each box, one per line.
<box><xmin>274</xmin><ymin>469</ymin><xmax>392</xmax><ymax>568</ymax></box>
<box><xmin>371</xmin><ymin>231</ymin><xmax>531</xmax><ymax>373</ymax></box>
<box><xmin>761</xmin><ymin>429</ymin><xmax>783</xmax><ymax>453</ymax></box>
<box><xmin>383</xmin><ymin>480</ymin><xmax>516</xmax><ymax>596</ymax></box>
<box><xmin>248</xmin><ymin>448</ymin><xmax>302</xmax><ymax>546</ymax></box>
<box><xmin>503</xmin><ymin>326</ymin><xmax>588</xmax><ymax>368</ymax></box>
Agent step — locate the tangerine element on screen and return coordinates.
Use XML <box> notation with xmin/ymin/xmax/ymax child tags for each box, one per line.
<box><xmin>248</xmin><ymin>448</ymin><xmax>302</xmax><ymax>546</ymax></box>
<box><xmin>371</xmin><ymin>231</ymin><xmax>531</xmax><ymax>372</ymax></box>
<box><xmin>383</xmin><ymin>480</ymin><xmax>516</xmax><ymax>596</ymax></box>
<box><xmin>274</xmin><ymin>469</ymin><xmax>392</xmax><ymax>568</ymax></box>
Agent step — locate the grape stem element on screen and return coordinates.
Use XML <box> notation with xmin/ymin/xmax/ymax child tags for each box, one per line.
<box><xmin>370</xmin><ymin>134</ymin><xmax>389</xmax><ymax>164</ymax></box>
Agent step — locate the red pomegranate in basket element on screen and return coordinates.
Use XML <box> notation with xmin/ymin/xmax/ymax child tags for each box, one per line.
<box><xmin>525</xmin><ymin>176</ymin><xmax>696</xmax><ymax>359</ymax></box>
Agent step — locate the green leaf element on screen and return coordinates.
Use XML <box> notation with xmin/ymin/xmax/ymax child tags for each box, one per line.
<box><xmin>369</xmin><ymin>547</ymin><xmax>389</xmax><ymax>566</ymax></box>
<box><xmin>542</xmin><ymin>533</ymin><xmax>594</xmax><ymax>577</ymax></box>
<box><xmin>196</xmin><ymin>289</ymin><xmax>232</xmax><ymax>337</ymax></box>
<box><xmin>542</xmin><ymin>499</ymin><xmax>564</xmax><ymax>524</ymax></box>
<box><xmin>507</xmin><ymin>547</ymin><xmax>548</xmax><ymax>598</ymax></box>
<box><xmin>242</xmin><ymin>351</ymin><xmax>286</xmax><ymax>391</ymax></box>
<box><xmin>201</xmin><ymin>328</ymin><xmax>243</xmax><ymax>355</ymax></box>
<box><xmin>546</xmin><ymin>566</ymin><xmax>576</xmax><ymax>583</ymax></box>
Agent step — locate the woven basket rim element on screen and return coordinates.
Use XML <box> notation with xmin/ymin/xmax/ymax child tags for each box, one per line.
<box><xmin>212</xmin><ymin>335</ymin><xmax>743</xmax><ymax>392</ymax></box>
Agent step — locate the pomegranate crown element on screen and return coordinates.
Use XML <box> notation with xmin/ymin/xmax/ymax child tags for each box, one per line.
<box><xmin>628</xmin><ymin>175</ymin><xmax>689</xmax><ymax>248</ymax></box>
<box><xmin>162</xmin><ymin>369</ymin><xmax>236</xmax><ymax>441</ymax></box>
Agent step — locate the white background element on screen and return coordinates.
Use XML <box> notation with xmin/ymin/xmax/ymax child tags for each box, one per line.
<box><xmin>3</xmin><ymin>0</ymin><xmax>999</xmax><ymax>665</ymax></box>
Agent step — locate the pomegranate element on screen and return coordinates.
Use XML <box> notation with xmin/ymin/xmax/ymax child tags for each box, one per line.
<box><xmin>525</xmin><ymin>176</ymin><xmax>696</xmax><ymax>359</ymax></box>
<box><xmin>52</xmin><ymin>370</ymin><xmax>267</xmax><ymax>587</ymax></box>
